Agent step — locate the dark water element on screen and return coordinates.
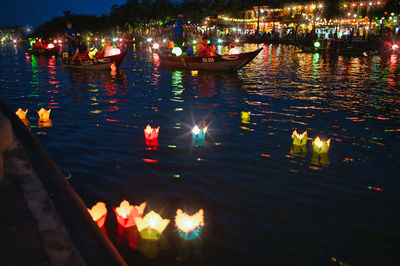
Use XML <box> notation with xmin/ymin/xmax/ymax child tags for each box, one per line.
<box><xmin>1</xmin><ymin>42</ymin><xmax>400</xmax><ymax>265</ymax></box>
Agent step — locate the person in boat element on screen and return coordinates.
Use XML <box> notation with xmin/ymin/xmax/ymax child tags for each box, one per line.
<box><xmin>196</xmin><ymin>36</ymin><xmax>216</xmax><ymax>57</ymax></box>
<box><xmin>64</xmin><ymin>21</ymin><xmax>77</xmax><ymax>57</ymax></box>
<box><xmin>72</xmin><ymin>40</ymin><xmax>89</xmax><ymax>60</ymax></box>
<box><xmin>100</xmin><ymin>37</ymin><xmax>113</xmax><ymax>57</ymax></box>
<box><xmin>174</xmin><ymin>14</ymin><xmax>184</xmax><ymax>48</ymax></box>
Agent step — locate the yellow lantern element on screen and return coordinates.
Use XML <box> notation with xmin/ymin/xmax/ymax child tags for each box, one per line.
<box><xmin>312</xmin><ymin>136</ymin><xmax>330</xmax><ymax>153</ymax></box>
<box><xmin>15</xmin><ymin>108</ymin><xmax>28</xmax><ymax>120</ymax></box>
<box><xmin>292</xmin><ymin>130</ymin><xmax>308</xmax><ymax>146</ymax></box>
<box><xmin>241</xmin><ymin>111</ymin><xmax>250</xmax><ymax>124</ymax></box>
<box><xmin>87</xmin><ymin>202</ymin><xmax>108</xmax><ymax>227</ymax></box>
<box><xmin>135</xmin><ymin>211</ymin><xmax>170</xmax><ymax>240</ymax></box>
<box><xmin>175</xmin><ymin>209</ymin><xmax>204</xmax><ymax>240</ymax></box>
<box><xmin>37</xmin><ymin>108</ymin><xmax>51</xmax><ymax>121</ymax></box>
<box><xmin>113</xmin><ymin>200</ymin><xmax>146</xmax><ymax>228</ymax></box>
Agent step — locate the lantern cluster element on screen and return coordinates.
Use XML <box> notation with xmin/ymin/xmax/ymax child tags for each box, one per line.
<box><xmin>143</xmin><ymin>123</ymin><xmax>209</xmax><ymax>149</ymax></box>
<box><xmin>87</xmin><ymin>200</ymin><xmax>205</xmax><ymax>241</ymax></box>
<box><xmin>291</xmin><ymin>130</ymin><xmax>331</xmax><ymax>165</ymax></box>
<box><xmin>15</xmin><ymin>107</ymin><xmax>52</xmax><ymax>127</ymax></box>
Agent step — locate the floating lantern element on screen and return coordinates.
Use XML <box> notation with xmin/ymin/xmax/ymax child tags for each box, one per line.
<box><xmin>152</xmin><ymin>43</ymin><xmax>159</xmax><ymax>49</ymax></box>
<box><xmin>312</xmin><ymin>136</ymin><xmax>330</xmax><ymax>153</ymax></box>
<box><xmin>292</xmin><ymin>130</ymin><xmax>308</xmax><ymax>146</ymax></box>
<box><xmin>175</xmin><ymin>209</ymin><xmax>204</xmax><ymax>240</ymax></box>
<box><xmin>172</xmin><ymin>47</ymin><xmax>182</xmax><ymax>56</ymax></box>
<box><xmin>15</xmin><ymin>108</ymin><xmax>28</xmax><ymax>120</ymax></box>
<box><xmin>241</xmin><ymin>111</ymin><xmax>250</xmax><ymax>123</ymax></box>
<box><xmin>192</xmin><ymin>125</ymin><xmax>207</xmax><ymax>140</ymax></box>
<box><xmin>192</xmin><ymin>125</ymin><xmax>207</xmax><ymax>146</ymax></box>
<box><xmin>113</xmin><ymin>200</ymin><xmax>146</xmax><ymax>228</ymax></box>
<box><xmin>37</xmin><ymin>108</ymin><xmax>51</xmax><ymax>121</ymax></box>
<box><xmin>87</xmin><ymin>202</ymin><xmax>108</xmax><ymax>227</ymax></box>
<box><xmin>135</xmin><ymin>211</ymin><xmax>170</xmax><ymax>240</ymax></box>
<box><xmin>144</xmin><ymin>125</ymin><xmax>159</xmax><ymax>147</ymax></box>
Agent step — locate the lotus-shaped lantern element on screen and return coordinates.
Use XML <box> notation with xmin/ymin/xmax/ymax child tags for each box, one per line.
<box><xmin>175</xmin><ymin>209</ymin><xmax>204</xmax><ymax>240</ymax></box>
<box><xmin>241</xmin><ymin>111</ymin><xmax>250</xmax><ymax>124</ymax></box>
<box><xmin>15</xmin><ymin>108</ymin><xmax>28</xmax><ymax>120</ymax></box>
<box><xmin>87</xmin><ymin>202</ymin><xmax>108</xmax><ymax>228</ymax></box>
<box><xmin>113</xmin><ymin>200</ymin><xmax>146</xmax><ymax>228</ymax></box>
<box><xmin>37</xmin><ymin>108</ymin><xmax>51</xmax><ymax>121</ymax></box>
<box><xmin>192</xmin><ymin>125</ymin><xmax>207</xmax><ymax>146</ymax></box>
<box><xmin>135</xmin><ymin>210</ymin><xmax>170</xmax><ymax>240</ymax></box>
<box><xmin>144</xmin><ymin>125</ymin><xmax>159</xmax><ymax>147</ymax></box>
<box><xmin>312</xmin><ymin>136</ymin><xmax>331</xmax><ymax>153</ymax></box>
<box><xmin>292</xmin><ymin>130</ymin><xmax>308</xmax><ymax>146</ymax></box>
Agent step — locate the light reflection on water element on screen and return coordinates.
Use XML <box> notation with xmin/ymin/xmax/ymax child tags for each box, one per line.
<box><xmin>1</xmin><ymin>43</ymin><xmax>400</xmax><ymax>265</ymax></box>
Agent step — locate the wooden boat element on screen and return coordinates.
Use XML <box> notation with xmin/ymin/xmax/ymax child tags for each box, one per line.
<box><xmin>158</xmin><ymin>48</ymin><xmax>263</xmax><ymax>70</ymax></box>
<box><xmin>27</xmin><ymin>45</ymin><xmax>61</xmax><ymax>56</ymax></box>
<box><xmin>300</xmin><ymin>46</ymin><xmax>367</xmax><ymax>55</ymax></box>
<box><xmin>61</xmin><ymin>50</ymin><xmax>128</xmax><ymax>69</ymax></box>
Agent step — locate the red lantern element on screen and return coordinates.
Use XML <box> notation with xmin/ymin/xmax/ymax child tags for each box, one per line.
<box><xmin>144</xmin><ymin>125</ymin><xmax>159</xmax><ymax>147</ymax></box>
<box><xmin>113</xmin><ymin>200</ymin><xmax>146</xmax><ymax>228</ymax></box>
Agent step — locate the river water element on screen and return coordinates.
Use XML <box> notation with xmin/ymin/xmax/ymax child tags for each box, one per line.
<box><xmin>1</xmin><ymin>42</ymin><xmax>399</xmax><ymax>265</ymax></box>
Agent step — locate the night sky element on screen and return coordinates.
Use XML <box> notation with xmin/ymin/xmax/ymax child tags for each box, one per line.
<box><xmin>0</xmin><ymin>0</ymin><xmax>126</xmax><ymax>27</ymax></box>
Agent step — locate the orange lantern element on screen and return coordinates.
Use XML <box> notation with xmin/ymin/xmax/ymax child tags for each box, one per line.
<box><xmin>15</xmin><ymin>108</ymin><xmax>28</xmax><ymax>120</ymax></box>
<box><xmin>113</xmin><ymin>200</ymin><xmax>146</xmax><ymax>228</ymax></box>
<box><xmin>87</xmin><ymin>202</ymin><xmax>108</xmax><ymax>227</ymax></box>
<box><xmin>37</xmin><ymin>108</ymin><xmax>51</xmax><ymax>121</ymax></box>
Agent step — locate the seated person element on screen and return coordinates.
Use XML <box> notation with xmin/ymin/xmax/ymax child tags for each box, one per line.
<box><xmin>196</xmin><ymin>36</ymin><xmax>216</xmax><ymax>57</ymax></box>
<box><xmin>73</xmin><ymin>41</ymin><xmax>89</xmax><ymax>60</ymax></box>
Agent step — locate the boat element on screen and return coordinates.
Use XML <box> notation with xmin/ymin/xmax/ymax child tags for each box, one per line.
<box><xmin>300</xmin><ymin>46</ymin><xmax>368</xmax><ymax>56</ymax></box>
<box><xmin>61</xmin><ymin>50</ymin><xmax>128</xmax><ymax>69</ymax></box>
<box><xmin>157</xmin><ymin>48</ymin><xmax>263</xmax><ymax>70</ymax></box>
<box><xmin>299</xmin><ymin>39</ymin><xmax>369</xmax><ymax>56</ymax></box>
<box><xmin>27</xmin><ymin>45</ymin><xmax>61</xmax><ymax>56</ymax></box>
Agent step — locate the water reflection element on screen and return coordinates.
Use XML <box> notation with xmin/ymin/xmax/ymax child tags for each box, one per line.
<box><xmin>1</xmin><ymin>45</ymin><xmax>400</xmax><ymax>265</ymax></box>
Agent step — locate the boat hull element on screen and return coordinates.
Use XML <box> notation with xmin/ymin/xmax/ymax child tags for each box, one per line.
<box><xmin>61</xmin><ymin>51</ymin><xmax>128</xmax><ymax>69</ymax></box>
<box><xmin>28</xmin><ymin>46</ymin><xmax>61</xmax><ymax>56</ymax></box>
<box><xmin>158</xmin><ymin>48</ymin><xmax>262</xmax><ymax>71</ymax></box>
